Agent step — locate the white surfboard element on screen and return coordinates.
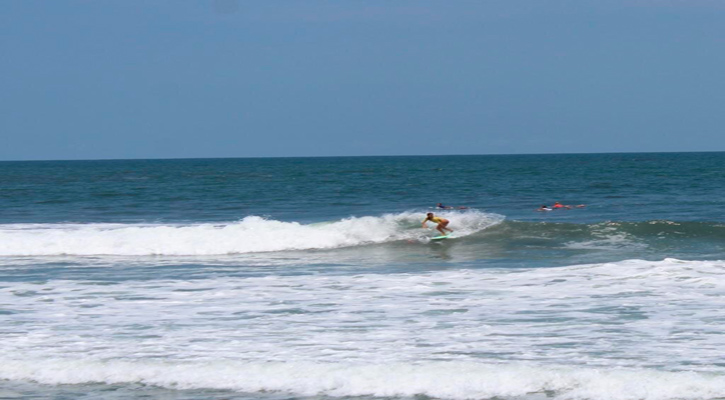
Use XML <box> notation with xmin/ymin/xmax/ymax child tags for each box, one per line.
<box><xmin>431</xmin><ymin>234</ymin><xmax>452</xmax><ymax>240</ymax></box>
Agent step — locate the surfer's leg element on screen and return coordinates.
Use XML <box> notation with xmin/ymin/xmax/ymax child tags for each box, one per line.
<box><xmin>440</xmin><ymin>221</ymin><xmax>453</xmax><ymax>233</ymax></box>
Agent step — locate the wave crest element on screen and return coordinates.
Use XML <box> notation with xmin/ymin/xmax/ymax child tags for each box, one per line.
<box><xmin>0</xmin><ymin>210</ymin><xmax>503</xmax><ymax>256</ymax></box>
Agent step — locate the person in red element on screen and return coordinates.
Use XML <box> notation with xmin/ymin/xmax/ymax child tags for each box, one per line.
<box><xmin>551</xmin><ymin>201</ymin><xmax>586</xmax><ymax>209</ymax></box>
<box><xmin>552</xmin><ymin>201</ymin><xmax>572</xmax><ymax>209</ymax></box>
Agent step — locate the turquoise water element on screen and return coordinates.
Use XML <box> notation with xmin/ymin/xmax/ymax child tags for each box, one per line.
<box><xmin>3</xmin><ymin>153</ymin><xmax>724</xmax><ymax>224</ymax></box>
<box><xmin>1</xmin><ymin>153</ymin><xmax>725</xmax><ymax>399</ymax></box>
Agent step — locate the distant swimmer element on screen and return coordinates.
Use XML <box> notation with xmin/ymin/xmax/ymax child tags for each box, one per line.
<box><xmin>538</xmin><ymin>202</ymin><xmax>585</xmax><ymax>211</ymax></box>
<box><xmin>436</xmin><ymin>203</ymin><xmax>468</xmax><ymax>210</ymax></box>
<box><xmin>552</xmin><ymin>201</ymin><xmax>586</xmax><ymax>209</ymax></box>
<box><xmin>423</xmin><ymin>212</ymin><xmax>454</xmax><ymax>236</ymax></box>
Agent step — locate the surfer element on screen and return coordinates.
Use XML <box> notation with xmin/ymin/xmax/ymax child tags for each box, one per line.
<box><xmin>436</xmin><ymin>203</ymin><xmax>468</xmax><ymax>210</ymax></box>
<box><xmin>537</xmin><ymin>205</ymin><xmax>553</xmax><ymax>211</ymax></box>
<box><xmin>552</xmin><ymin>201</ymin><xmax>586</xmax><ymax>209</ymax></box>
<box><xmin>423</xmin><ymin>212</ymin><xmax>453</xmax><ymax>236</ymax></box>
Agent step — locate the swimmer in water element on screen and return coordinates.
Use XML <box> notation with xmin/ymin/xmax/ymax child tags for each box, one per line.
<box><xmin>423</xmin><ymin>212</ymin><xmax>453</xmax><ymax>236</ymax></box>
<box><xmin>552</xmin><ymin>201</ymin><xmax>586</xmax><ymax>209</ymax></box>
<box><xmin>436</xmin><ymin>203</ymin><xmax>468</xmax><ymax>210</ymax></box>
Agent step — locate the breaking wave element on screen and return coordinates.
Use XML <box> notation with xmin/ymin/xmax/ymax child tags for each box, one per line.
<box><xmin>2</xmin><ymin>359</ymin><xmax>725</xmax><ymax>400</ymax></box>
<box><xmin>0</xmin><ymin>210</ymin><xmax>503</xmax><ymax>256</ymax></box>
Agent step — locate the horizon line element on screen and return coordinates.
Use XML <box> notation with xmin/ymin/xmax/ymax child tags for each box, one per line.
<box><xmin>1</xmin><ymin>150</ymin><xmax>723</xmax><ymax>163</ymax></box>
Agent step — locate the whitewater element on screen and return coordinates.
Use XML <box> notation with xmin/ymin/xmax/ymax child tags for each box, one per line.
<box><xmin>0</xmin><ymin>210</ymin><xmax>502</xmax><ymax>256</ymax></box>
<box><xmin>3</xmin><ymin>259</ymin><xmax>725</xmax><ymax>400</ymax></box>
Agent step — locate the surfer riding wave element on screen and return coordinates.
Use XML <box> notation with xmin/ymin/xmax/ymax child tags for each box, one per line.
<box><xmin>423</xmin><ymin>213</ymin><xmax>453</xmax><ymax>236</ymax></box>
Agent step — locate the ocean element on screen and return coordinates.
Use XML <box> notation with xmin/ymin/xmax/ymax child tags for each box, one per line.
<box><xmin>1</xmin><ymin>152</ymin><xmax>725</xmax><ymax>400</ymax></box>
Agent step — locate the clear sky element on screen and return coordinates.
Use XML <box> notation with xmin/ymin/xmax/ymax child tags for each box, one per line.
<box><xmin>2</xmin><ymin>1</ymin><xmax>724</xmax><ymax>161</ymax></box>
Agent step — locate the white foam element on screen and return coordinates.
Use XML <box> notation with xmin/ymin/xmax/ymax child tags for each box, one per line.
<box><xmin>3</xmin><ymin>259</ymin><xmax>725</xmax><ymax>399</ymax></box>
<box><xmin>2</xmin><ymin>359</ymin><xmax>725</xmax><ymax>400</ymax></box>
<box><xmin>0</xmin><ymin>210</ymin><xmax>503</xmax><ymax>256</ymax></box>
<box><xmin>564</xmin><ymin>223</ymin><xmax>647</xmax><ymax>251</ymax></box>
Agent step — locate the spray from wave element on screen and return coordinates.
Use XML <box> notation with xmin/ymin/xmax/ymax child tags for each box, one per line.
<box><xmin>0</xmin><ymin>210</ymin><xmax>503</xmax><ymax>256</ymax></box>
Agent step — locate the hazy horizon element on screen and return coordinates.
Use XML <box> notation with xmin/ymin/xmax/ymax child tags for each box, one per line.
<box><xmin>2</xmin><ymin>150</ymin><xmax>724</xmax><ymax>164</ymax></box>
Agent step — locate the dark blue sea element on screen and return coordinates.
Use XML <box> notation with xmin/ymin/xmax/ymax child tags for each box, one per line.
<box><xmin>1</xmin><ymin>153</ymin><xmax>725</xmax><ymax>399</ymax></box>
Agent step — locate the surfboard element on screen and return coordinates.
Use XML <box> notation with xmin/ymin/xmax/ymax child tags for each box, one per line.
<box><xmin>431</xmin><ymin>234</ymin><xmax>452</xmax><ymax>240</ymax></box>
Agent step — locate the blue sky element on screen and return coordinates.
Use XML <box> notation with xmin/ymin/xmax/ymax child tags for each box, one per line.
<box><xmin>2</xmin><ymin>1</ymin><xmax>724</xmax><ymax>160</ymax></box>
